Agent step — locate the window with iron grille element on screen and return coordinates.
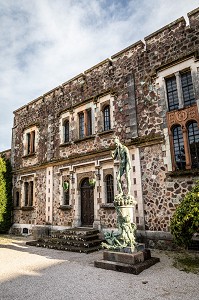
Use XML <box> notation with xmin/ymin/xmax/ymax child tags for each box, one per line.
<box><xmin>104</xmin><ymin>105</ymin><xmax>111</xmax><ymax>131</ymax></box>
<box><xmin>188</xmin><ymin>121</ymin><xmax>199</xmax><ymax>169</ymax></box>
<box><xmin>106</xmin><ymin>174</ymin><xmax>114</xmax><ymax>203</ymax></box>
<box><xmin>166</xmin><ymin>76</ymin><xmax>179</xmax><ymax>111</ymax></box>
<box><xmin>181</xmin><ymin>71</ymin><xmax>195</xmax><ymax>107</ymax></box>
<box><xmin>172</xmin><ymin>126</ymin><xmax>186</xmax><ymax>170</ymax></box>
<box><xmin>165</xmin><ymin>70</ymin><xmax>195</xmax><ymax>111</ymax></box>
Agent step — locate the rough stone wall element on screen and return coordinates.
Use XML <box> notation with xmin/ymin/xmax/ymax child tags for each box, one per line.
<box><xmin>99</xmin><ymin>208</ymin><xmax>117</xmax><ymax>228</ymax></box>
<box><xmin>141</xmin><ymin>144</ymin><xmax>199</xmax><ymax>231</ymax></box>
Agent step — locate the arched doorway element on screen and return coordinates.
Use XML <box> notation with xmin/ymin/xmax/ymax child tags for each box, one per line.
<box><xmin>80</xmin><ymin>178</ymin><xmax>94</xmax><ymax>226</ymax></box>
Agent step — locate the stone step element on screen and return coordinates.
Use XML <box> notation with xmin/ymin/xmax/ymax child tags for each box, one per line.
<box><xmin>94</xmin><ymin>257</ymin><xmax>160</xmax><ymax>275</ymax></box>
<box><xmin>50</xmin><ymin>233</ymin><xmax>100</xmax><ymax>241</ymax></box>
<box><xmin>27</xmin><ymin>240</ymin><xmax>102</xmax><ymax>254</ymax></box>
<box><xmin>34</xmin><ymin>237</ymin><xmax>102</xmax><ymax>248</ymax></box>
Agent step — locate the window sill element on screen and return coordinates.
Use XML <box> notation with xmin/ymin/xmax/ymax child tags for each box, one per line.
<box><xmin>166</xmin><ymin>168</ymin><xmax>199</xmax><ymax>177</ymax></box>
<box><xmin>22</xmin><ymin>153</ymin><xmax>36</xmax><ymax>159</ymax></box>
<box><xmin>100</xmin><ymin>203</ymin><xmax>115</xmax><ymax>209</ymax></box>
<box><xmin>73</xmin><ymin>135</ymin><xmax>95</xmax><ymax>143</ymax></box>
<box><xmin>21</xmin><ymin>206</ymin><xmax>35</xmax><ymax>211</ymax></box>
<box><xmin>13</xmin><ymin>207</ymin><xmax>21</xmax><ymax>210</ymax></box>
<box><xmin>60</xmin><ymin>142</ymin><xmax>72</xmax><ymax>147</ymax></box>
<box><xmin>58</xmin><ymin>205</ymin><xmax>72</xmax><ymax>210</ymax></box>
<box><xmin>98</xmin><ymin>129</ymin><xmax>114</xmax><ymax>136</ymax></box>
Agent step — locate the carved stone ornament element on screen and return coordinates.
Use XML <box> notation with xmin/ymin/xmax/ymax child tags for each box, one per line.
<box><xmin>167</xmin><ymin>105</ymin><xmax>199</xmax><ymax>129</ymax></box>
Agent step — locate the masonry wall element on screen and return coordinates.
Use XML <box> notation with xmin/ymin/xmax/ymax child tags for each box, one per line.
<box><xmin>12</xmin><ymin>8</ymin><xmax>199</xmax><ymax>234</ymax></box>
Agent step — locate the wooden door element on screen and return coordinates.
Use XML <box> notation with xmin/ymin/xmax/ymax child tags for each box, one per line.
<box><xmin>81</xmin><ymin>178</ymin><xmax>94</xmax><ymax>226</ymax></box>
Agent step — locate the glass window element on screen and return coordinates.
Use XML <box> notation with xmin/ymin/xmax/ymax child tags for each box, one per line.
<box><xmin>166</xmin><ymin>76</ymin><xmax>179</xmax><ymax>111</ymax></box>
<box><xmin>172</xmin><ymin>126</ymin><xmax>186</xmax><ymax>170</ymax></box>
<box><xmin>86</xmin><ymin>109</ymin><xmax>92</xmax><ymax>136</ymax></box>
<box><xmin>188</xmin><ymin>122</ymin><xmax>199</xmax><ymax>169</ymax></box>
<box><xmin>181</xmin><ymin>71</ymin><xmax>195</xmax><ymax>107</ymax></box>
<box><xmin>24</xmin><ymin>182</ymin><xmax>29</xmax><ymax>206</ymax></box>
<box><xmin>63</xmin><ymin>120</ymin><xmax>69</xmax><ymax>143</ymax></box>
<box><xmin>106</xmin><ymin>174</ymin><xmax>114</xmax><ymax>203</ymax></box>
<box><xmin>104</xmin><ymin>105</ymin><xmax>111</xmax><ymax>131</ymax></box>
<box><xmin>79</xmin><ymin>112</ymin><xmax>84</xmax><ymax>138</ymax></box>
<box><xmin>26</xmin><ymin>131</ymin><xmax>35</xmax><ymax>154</ymax></box>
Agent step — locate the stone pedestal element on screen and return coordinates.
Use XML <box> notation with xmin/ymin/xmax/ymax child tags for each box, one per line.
<box><xmin>94</xmin><ymin>249</ymin><xmax>160</xmax><ymax>275</ymax></box>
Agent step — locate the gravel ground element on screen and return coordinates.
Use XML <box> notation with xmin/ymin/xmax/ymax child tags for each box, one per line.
<box><xmin>0</xmin><ymin>236</ymin><xmax>198</xmax><ymax>300</ymax></box>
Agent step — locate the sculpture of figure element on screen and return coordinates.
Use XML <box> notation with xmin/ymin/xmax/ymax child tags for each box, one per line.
<box><xmin>112</xmin><ymin>138</ymin><xmax>131</xmax><ymax>195</ymax></box>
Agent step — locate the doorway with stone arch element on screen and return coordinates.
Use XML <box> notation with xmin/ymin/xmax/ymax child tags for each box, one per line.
<box><xmin>80</xmin><ymin>177</ymin><xmax>94</xmax><ymax>226</ymax></box>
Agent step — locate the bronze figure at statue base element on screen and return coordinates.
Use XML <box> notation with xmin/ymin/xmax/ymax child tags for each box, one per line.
<box><xmin>94</xmin><ymin>138</ymin><xmax>160</xmax><ymax>274</ymax></box>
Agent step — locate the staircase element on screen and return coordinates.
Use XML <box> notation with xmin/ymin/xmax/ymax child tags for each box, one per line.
<box><xmin>26</xmin><ymin>227</ymin><xmax>103</xmax><ymax>254</ymax></box>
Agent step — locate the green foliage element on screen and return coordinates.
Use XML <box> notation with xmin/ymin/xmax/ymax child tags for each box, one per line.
<box><xmin>170</xmin><ymin>181</ymin><xmax>199</xmax><ymax>247</ymax></box>
<box><xmin>0</xmin><ymin>156</ymin><xmax>12</xmax><ymax>233</ymax></box>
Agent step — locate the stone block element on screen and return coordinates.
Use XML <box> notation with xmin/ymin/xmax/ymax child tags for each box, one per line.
<box><xmin>103</xmin><ymin>250</ymin><xmax>144</xmax><ymax>265</ymax></box>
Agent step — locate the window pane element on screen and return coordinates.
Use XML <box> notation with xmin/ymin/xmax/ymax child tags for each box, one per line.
<box><xmin>106</xmin><ymin>174</ymin><xmax>114</xmax><ymax>203</ymax></box>
<box><xmin>87</xmin><ymin>110</ymin><xmax>92</xmax><ymax>136</ymax></box>
<box><xmin>166</xmin><ymin>76</ymin><xmax>179</xmax><ymax>111</ymax></box>
<box><xmin>104</xmin><ymin>105</ymin><xmax>111</xmax><ymax>131</ymax></box>
<box><xmin>172</xmin><ymin>126</ymin><xmax>186</xmax><ymax>170</ymax></box>
<box><xmin>188</xmin><ymin>122</ymin><xmax>199</xmax><ymax>169</ymax></box>
<box><xmin>24</xmin><ymin>182</ymin><xmax>29</xmax><ymax>206</ymax></box>
<box><xmin>181</xmin><ymin>71</ymin><xmax>195</xmax><ymax>107</ymax></box>
<box><xmin>27</xmin><ymin>133</ymin><xmax>31</xmax><ymax>154</ymax></box>
<box><xmin>29</xmin><ymin>181</ymin><xmax>34</xmax><ymax>206</ymax></box>
<box><xmin>79</xmin><ymin>113</ymin><xmax>84</xmax><ymax>138</ymax></box>
<box><xmin>64</xmin><ymin>121</ymin><xmax>69</xmax><ymax>143</ymax></box>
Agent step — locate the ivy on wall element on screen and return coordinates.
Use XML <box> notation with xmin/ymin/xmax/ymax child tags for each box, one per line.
<box><xmin>170</xmin><ymin>181</ymin><xmax>199</xmax><ymax>247</ymax></box>
<box><xmin>0</xmin><ymin>156</ymin><xmax>12</xmax><ymax>233</ymax></box>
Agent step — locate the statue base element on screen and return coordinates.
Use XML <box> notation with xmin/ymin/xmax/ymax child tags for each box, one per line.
<box><xmin>94</xmin><ymin>248</ymin><xmax>160</xmax><ymax>275</ymax></box>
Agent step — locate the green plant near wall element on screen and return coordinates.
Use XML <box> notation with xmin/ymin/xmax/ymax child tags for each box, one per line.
<box><xmin>170</xmin><ymin>181</ymin><xmax>199</xmax><ymax>248</ymax></box>
<box><xmin>0</xmin><ymin>156</ymin><xmax>12</xmax><ymax>233</ymax></box>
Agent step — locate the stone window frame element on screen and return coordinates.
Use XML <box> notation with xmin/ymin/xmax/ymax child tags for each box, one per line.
<box><xmin>61</xmin><ymin>176</ymin><xmax>70</xmax><ymax>206</ymax></box>
<box><xmin>23</xmin><ymin>125</ymin><xmax>38</xmax><ymax>156</ymax></box>
<box><xmin>165</xmin><ymin>68</ymin><xmax>196</xmax><ymax>111</ymax></box>
<box><xmin>105</xmin><ymin>174</ymin><xmax>114</xmax><ymax>204</ymax></box>
<box><xmin>99</xmin><ymin>94</ymin><xmax>114</xmax><ymax>133</ymax></box>
<box><xmin>14</xmin><ymin>188</ymin><xmax>20</xmax><ymax>208</ymax></box>
<box><xmin>157</xmin><ymin>58</ymin><xmax>199</xmax><ymax>171</ymax></box>
<box><xmin>21</xmin><ymin>175</ymin><xmax>35</xmax><ymax>209</ymax></box>
<box><xmin>167</xmin><ymin>110</ymin><xmax>199</xmax><ymax>171</ymax></box>
<box><xmin>59</xmin><ymin>111</ymin><xmax>72</xmax><ymax>145</ymax></box>
<box><xmin>78</xmin><ymin>108</ymin><xmax>93</xmax><ymax>139</ymax></box>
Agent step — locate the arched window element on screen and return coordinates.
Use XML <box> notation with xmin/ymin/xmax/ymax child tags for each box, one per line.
<box><xmin>63</xmin><ymin>120</ymin><xmax>69</xmax><ymax>143</ymax></box>
<box><xmin>172</xmin><ymin>125</ymin><xmax>186</xmax><ymax>170</ymax></box>
<box><xmin>103</xmin><ymin>105</ymin><xmax>111</xmax><ymax>131</ymax></box>
<box><xmin>188</xmin><ymin>121</ymin><xmax>199</xmax><ymax>169</ymax></box>
<box><xmin>106</xmin><ymin>174</ymin><xmax>114</xmax><ymax>203</ymax></box>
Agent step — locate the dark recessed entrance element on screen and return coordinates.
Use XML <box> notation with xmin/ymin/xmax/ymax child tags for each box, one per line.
<box><xmin>81</xmin><ymin>178</ymin><xmax>94</xmax><ymax>226</ymax></box>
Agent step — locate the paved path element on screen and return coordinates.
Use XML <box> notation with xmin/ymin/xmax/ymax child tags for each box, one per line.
<box><xmin>0</xmin><ymin>237</ymin><xmax>198</xmax><ymax>300</ymax></box>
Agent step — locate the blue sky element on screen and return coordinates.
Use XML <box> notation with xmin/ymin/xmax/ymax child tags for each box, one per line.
<box><xmin>0</xmin><ymin>0</ymin><xmax>199</xmax><ymax>151</ymax></box>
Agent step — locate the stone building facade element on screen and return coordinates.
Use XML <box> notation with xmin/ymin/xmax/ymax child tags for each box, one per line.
<box><xmin>11</xmin><ymin>8</ymin><xmax>199</xmax><ymax>240</ymax></box>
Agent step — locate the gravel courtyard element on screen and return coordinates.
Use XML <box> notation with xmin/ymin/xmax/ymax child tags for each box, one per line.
<box><xmin>0</xmin><ymin>236</ymin><xmax>198</xmax><ymax>300</ymax></box>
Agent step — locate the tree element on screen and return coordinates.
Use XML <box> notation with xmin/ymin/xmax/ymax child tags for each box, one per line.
<box><xmin>0</xmin><ymin>155</ymin><xmax>12</xmax><ymax>233</ymax></box>
<box><xmin>170</xmin><ymin>181</ymin><xmax>199</xmax><ymax>247</ymax></box>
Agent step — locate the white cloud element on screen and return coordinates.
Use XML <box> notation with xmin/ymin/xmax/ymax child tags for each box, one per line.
<box><xmin>0</xmin><ymin>0</ymin><xmax>198</xmax><ymax>151</ymax></box>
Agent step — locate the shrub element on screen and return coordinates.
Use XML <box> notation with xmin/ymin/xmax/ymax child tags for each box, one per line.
<box><xmin>0</xmin><ymin>156</ymin><xmax>12</xmax><ymax>233</ymax></box>
<box><xmin>170</xmin><ymin>181</ymin><xmax>199</xmax><ymax>247</ymax></box>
